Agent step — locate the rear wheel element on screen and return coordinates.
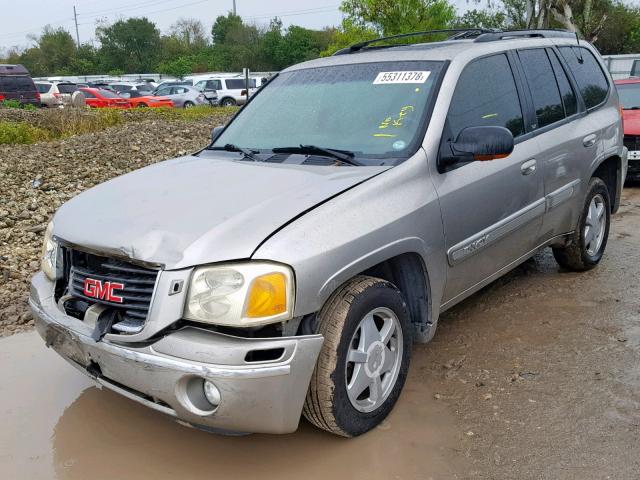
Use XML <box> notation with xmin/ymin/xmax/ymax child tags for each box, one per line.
<box><xmin>137</xmin><ymin>103</ymin><xmax>148</xmax><ymax>108</ymax></box>
<box><xmin>552</xmin><ymin>177</ymin><xmax>611</xmax><ymax>271</ymax></box>
<box><xmin>220</xmin><ymin>97</ymin><xmax>236</xmax><ymax>107</ymax></box>
<box><xmin>303</xmin><ymin>276</ymin><xmax>412</xmax><ymax>437</ymax></box>
<box><xmin>183</xmin><ymin>101</ymin><xmax>194</xmax><ymax>108</ymax></box>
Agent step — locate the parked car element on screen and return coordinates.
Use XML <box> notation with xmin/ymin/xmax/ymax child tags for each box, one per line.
<box><xmin>87</xmin><ymin>81</ymin><xmax>116</xmax><ymax>91</ymax></box>
<box><xmin>193</xmin><ymin>76</ymin><xmax>256</xmax><ymax>106</ymax></box>
<box><xmin>109</xmin><ymin>82</ymin><xmax>154</xmax><ymax>95</ymax></box>
<box><xmin>31</xmin><ymin>29</ymin><xmax>627</xmax><ymax>438</ymax></box>
<box><xmin>119</xmin><ymin>90</ymin><xmax>174</xmax><ymax>108</ymax></box>
<box><xmin>0</xmin><ymin>64</ymin><xmax>40</xmax><ymax>106</ymax></box>
<box><xmin>35</xmin><ymin>81</ymin><xmax>62</xmax><ymax>108</ymax></box>
<box><xmin>615</xmin><ymin>77</ymin><xmax>640</xmax><ymax>180</ymax></box>
<box><xmin>153</xmin><ymin>80</ymin><xmax>192</xmax><ymax>92</ymax></box>
<box><xmin>151</xmin><ymin>85</ymin><xmax>207</xmax><ymax>108</ymax></box>
<box><xmin>78</xmin><ymin>87</ymin><xmax>131</xmax><ymax>108</ymax></box>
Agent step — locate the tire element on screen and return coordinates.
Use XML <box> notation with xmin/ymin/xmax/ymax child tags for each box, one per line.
<box><xmin>137</xmin><ymin>103</ymin><xmax>148</xmax><ymax>108</ymax></box>
<box><xmin>220</xmin><ymin>97</ymin><xmax>236</xmax><ymax>107</ymax></box>
<box><xmin>183</xmin><ymin>101</ymin><xmax>194</xmax><ymax>108</ymax></box>
<box><xmin>303</xmin><ymin>275</ymin><xmax>412</xmax><ymax>437</ymax></box>
<box><xmin>552</xmin><ymin>177</ymin><xmax>611</xmax><ymax>271</ymax></box>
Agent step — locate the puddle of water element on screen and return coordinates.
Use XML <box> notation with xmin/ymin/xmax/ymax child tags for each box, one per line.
<box><xmin>0</xmin><ymin>332</ymin><xmax>466</xmax><ymax>480</ymax></box>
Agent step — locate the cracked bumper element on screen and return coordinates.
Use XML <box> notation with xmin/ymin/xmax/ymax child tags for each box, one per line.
<box><xmin>29</xmin><ymin>272</ymin><xmax>323</xmax><ymax>434</ymax></box>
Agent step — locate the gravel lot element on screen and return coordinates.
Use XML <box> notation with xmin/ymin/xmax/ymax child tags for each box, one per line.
<box><xmin>0</xmin><ymin>108</ymin><xmax>233</xmax><ymax>336</ymax></box>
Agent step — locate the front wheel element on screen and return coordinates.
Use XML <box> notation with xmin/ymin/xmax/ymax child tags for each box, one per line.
<box><xmin>552</xmin><ymin>177</ymin><xmax>611</xmax><ymax>271</ymax></box>
<box><xmin>303</xmin><ymin>276</ymin><xmax>412</xmax><ymax>437</ymax></box>
<box><xmin>183</xmin><ymin>101</ymin><xmax>194</xmax><ymax>108</ymax></box>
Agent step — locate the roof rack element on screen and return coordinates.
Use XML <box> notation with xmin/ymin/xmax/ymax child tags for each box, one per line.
<box><xmin>474</xmin><ymin>29</ymin><xmax>577</xmax><ymax>42</ymax></box>
<box><xmin>332</xmin><ymin>28</ymin><xmax>499</xmax><ymax>55</ymax></box>
<box><xmin>332</xmin><ymin>28</ymin><xmax>578</xmax><ymax>55</ymax></box>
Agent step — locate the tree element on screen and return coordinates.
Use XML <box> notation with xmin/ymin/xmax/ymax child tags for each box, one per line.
<box><xmin>211</xmin><ymin>13</ymin><xmax>243</xmax><ymax>44</ymax></box>
<box><xmin>454</xmin><ymin>8</ymin><xmax>508</xmax><ymax>29</ymax></box>
<box><xmin>169</xmin><ymin>18</ymin><xmax>208</xmax><ymax>50</ymax></box>
<box><xmin>96</xmin><ymin>17</ymin><xmax>161</xmax><ymax>72</ymax></box>
<box><xmin>340</xmin><ymin>0</ymin><xmax>456</xmax><ymax>36</ymax></box>
<box><xmin>321</xmin><ymin>19</ymin><xmax>378</xmax><ymax>56</ymax></box>
<box><xmin>37</xmin><ymin>26</ymin><xmax>77</xmax><ymax>74</ymax></box>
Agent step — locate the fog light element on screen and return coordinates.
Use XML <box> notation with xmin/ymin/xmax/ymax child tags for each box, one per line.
<box><xmin>203</xmin><ymin>380</ymin><xmax>221</xmax><ymax>407</ymax></box>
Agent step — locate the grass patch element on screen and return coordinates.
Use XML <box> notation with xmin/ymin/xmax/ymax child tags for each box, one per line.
<box><xmin>0</xmin><ymin>106</ymin><xmax>237</xmax><ymax>145</ymax></box>
<box><xmin>0</xmin><ymin>121</ymin><xmax>49</xmax><ymax>144</ymax></box>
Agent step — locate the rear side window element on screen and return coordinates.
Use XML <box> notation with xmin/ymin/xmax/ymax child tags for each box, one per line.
<box><xmin>80</xmin><ymin>90</ymin><xmax>95</xmax><ymax>98</ymax></box>
<box><xmin>0</xmin><ymin>76</ymin><xmax>35</xmax><ymax>92</ymax></box>
<box><xmin>225</xmin><ymin>79</ymin><xmax>246</xmax><ymax>89</ymax></box>
<box><xmin>518</xmin><ymin>49</ymin><xmax>564</xmax><ymax>128</ymax></box>
<box><xmin>447</xmin><ymin>54</ymin><xmax>524</xmax><ymax>138</ymax></box>
<box><xmin>35</xmin><ymin>83</ymin><xmax>51</xmax><ymax>94</ymax></box>
<box><xmin>631</xmin><ymin>60</ymin><xmax>640</xmax><ymax>77</ymax></box>
<box><xmin>558</xmin><ymin>46</ymin><xmax>609</xmax><ymax>109</ymax></box>
<box><xmin>548</xmin><ymin>50</ymin><xmax>577</xmax><ymax>116</ymax></box>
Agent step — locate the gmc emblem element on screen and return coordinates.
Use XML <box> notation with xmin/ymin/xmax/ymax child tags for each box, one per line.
<box><xmin>83</xmin><ymin>278</ymin><xmax>125</xmax><ymax>303</ymax></box>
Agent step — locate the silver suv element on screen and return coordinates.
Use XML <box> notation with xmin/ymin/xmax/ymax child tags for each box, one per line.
<box><xmin>30</xmin><ymin>29</ymin><xmax>627</xmax><ymax>437</ymax></box>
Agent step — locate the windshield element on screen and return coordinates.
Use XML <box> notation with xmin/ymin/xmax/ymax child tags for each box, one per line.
<box><xmin>618</xmin><ymin>83</ymin><xmax>640</xmax><ymax>109</ymax></box>
<box><xmin>213</xmin><ymin>61</ymin><xmax>444</xmax><ymax>161</ymax></box>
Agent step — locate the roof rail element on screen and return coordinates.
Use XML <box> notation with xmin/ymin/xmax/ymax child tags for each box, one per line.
<box><xmin>474</xmin><ymin>29</ymin><xmax>577</xmax><ymax>43</ymax></box>
<box><xmin>333</xmin><ymin>28</ymin><xmax>499</xmax><ymax>55</ymax></box>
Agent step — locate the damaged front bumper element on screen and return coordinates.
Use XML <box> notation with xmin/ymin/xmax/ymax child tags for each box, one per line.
<box><xmin>29</xmin><ymin>272</ymin><xmax>324</xmax><ymax>434</ymax></box>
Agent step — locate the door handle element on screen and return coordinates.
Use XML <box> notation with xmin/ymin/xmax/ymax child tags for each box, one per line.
<box><xmin>583</xmin><ymin>134</ymin><xmax>597</xmax><ymax>147</ymax></box>
<box><xmin>521</xmin><ymin>159</ymin><xmax>537</xmax><ymax>176</ymax></box>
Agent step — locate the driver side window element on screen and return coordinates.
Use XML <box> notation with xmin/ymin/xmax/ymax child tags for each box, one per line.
<box><xmin>446</xmin><ymin>54</ymin><xmax>525</xmax><ymax>141</ymax></box>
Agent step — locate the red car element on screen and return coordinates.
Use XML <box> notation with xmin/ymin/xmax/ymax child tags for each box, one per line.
<box><xmin>615</xmin><ymin>77</ymin><xmax>640</xmax><ymax>181</ymax></box>
<box><xmin>78</xmin><ymin>87</ymin><xmax>131</xmax><ymax>109</ymax></box>
<box><xmin>123</xmin><ymin>90</ymin><xmax>173</xmax><ymax>108</ymax></box>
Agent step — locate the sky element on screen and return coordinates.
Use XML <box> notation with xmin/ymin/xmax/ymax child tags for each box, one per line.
<box><xmin>0</xmin><ymin>0</ymin><xmax>473</xmax><ymax>52</ymax></box>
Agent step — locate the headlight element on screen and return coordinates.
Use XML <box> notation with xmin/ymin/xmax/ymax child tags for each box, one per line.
<box><xmin>183</xmin><ymin>262</ymin><xmax>294</xmax><ymax>327</ymax></box>
<box><xmin>41</xmin><ymin>221</ymin><xmax>61</xmax><ymax>281</ymax></box>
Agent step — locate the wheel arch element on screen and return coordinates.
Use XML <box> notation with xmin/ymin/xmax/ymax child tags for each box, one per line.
<box><xmin>591</xmin><ymin>155</ymin><xmax>623</xmax><ymax>214</ymax></box>
<box><xmin>316</xmin><ymin>241</ymin><xmax>436</xmax><ymax>344</ymax></box>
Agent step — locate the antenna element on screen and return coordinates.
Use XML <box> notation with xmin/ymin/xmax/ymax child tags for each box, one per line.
<box><xmin>575</xmin><ymin>31</ymin><xmax>584</xmax><ymax>63</ymax></box>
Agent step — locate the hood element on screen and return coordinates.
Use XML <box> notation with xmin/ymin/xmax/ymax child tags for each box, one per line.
<box><xmin>623</xmin><ymin>109</ymin><xmax>640</xmax><ymax>136</ymax></box>
<box><xmin>54</xmin><ymin>154</ymin><xmax>388</xmax><ymax>269</ymax></box>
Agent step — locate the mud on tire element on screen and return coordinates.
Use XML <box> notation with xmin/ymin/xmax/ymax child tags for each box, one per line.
<box><xmin>303</xmin><ymin>275</ymin><xmax>412</xmax><ymax>437</ymax></box>
<box><xmin>552</xmin><ymin>177</ymin><xmax>611</xmax><ymax>271</ymax></box>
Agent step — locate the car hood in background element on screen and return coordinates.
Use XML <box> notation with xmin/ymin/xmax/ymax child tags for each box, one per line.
<box><xmin>623</xmin><ymin>109</ymin><xmax>640</xmax><ymax>136</ymax></box>
<box><xmin>54</xmin><ymin>154</ymin><xmax>389</xmax><ymax>269</ymax></box>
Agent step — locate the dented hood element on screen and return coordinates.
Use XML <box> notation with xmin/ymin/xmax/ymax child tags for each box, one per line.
<box><xmin>54</xmin><ymin>154</ymin><xmax>388</xmax><ymax>269</ymax></box>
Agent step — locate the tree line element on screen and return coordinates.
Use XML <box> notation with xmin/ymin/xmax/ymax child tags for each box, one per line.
<box><xmin>1</xmin><ymin>0</ymin><xmax>638</xmax><ymax>78</ymax></box>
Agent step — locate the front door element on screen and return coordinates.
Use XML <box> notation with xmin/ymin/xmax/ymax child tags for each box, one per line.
<box><xmin>431</xmin><ymin>53</ymin><xmax>545</xmax><ymax>304</ymax></box>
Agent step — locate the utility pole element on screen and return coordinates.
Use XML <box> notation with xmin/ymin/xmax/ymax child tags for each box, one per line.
<box><xmin>73</xmin><ymin>6</ymin><xmax>80</xmax><ymax>47</ymax></box>
<box><xmin>232</xmin><ymin>0</ymin><xmax>236</xmax><ymax>15</ymax></box>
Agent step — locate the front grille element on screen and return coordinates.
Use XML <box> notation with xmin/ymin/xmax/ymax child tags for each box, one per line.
<box><xmin>624</xmin><ymin>135</ymin><xmax>639</xmax><ymax>152</ymax></box>
<box><xmin>62</xmin><ymin>247</ymin><xmax>159</xmax><ymax>334</ymax></box>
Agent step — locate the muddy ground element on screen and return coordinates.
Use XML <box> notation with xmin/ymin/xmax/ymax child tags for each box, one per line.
<box><xmin>0</xmin><ymin>187</ymin><xmax>638</xmax><ymax>479</ymax></box>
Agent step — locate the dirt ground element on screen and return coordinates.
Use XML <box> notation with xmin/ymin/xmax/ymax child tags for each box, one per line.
<box><xmin>0</xmin><ymin>188</ymin><xmax>639</xmax><ymax>480</ymax></box>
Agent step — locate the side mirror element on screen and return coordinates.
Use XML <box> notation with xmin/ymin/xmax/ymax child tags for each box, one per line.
<box><xmin>211</xmin><ymin>126</ymin><xmax>224</xmax><ymax>143</ymax></box>
<box><xmin>441</xmin><ymin>126</ymin><xmax>514</xmax><ymax>168</ymax></box>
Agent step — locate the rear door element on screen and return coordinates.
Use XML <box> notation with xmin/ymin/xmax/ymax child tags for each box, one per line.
<box><xmin>514</xmin><ymin>47</ymin><xmax>590</xmax><ymax>239</ymax></box>
<box><xmin>433</xmin><ymin>53</ymin><xmax>545</xmax><ymax>304</ymax></box>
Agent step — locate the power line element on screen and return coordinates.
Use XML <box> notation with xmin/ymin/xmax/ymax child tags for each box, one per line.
<box><xmin>245</xmin><ymin>5</ymin><xmax>341</xmax><ymax>21</ymax></box>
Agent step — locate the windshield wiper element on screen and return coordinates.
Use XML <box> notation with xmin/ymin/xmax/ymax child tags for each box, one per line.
<box><xmin>624</xmin><ymin>106</ymin><xmax>640</xmax><ymax>110</ymax></box>
<box><xmin>209</xmin><ymin>143</ymin><xmax>260</xmax><ymax>162</ymax></box>
<box><xmin>272</xmin><ymin>145</ymin><xmax>363</xmax><ymax>166</ymax></box>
